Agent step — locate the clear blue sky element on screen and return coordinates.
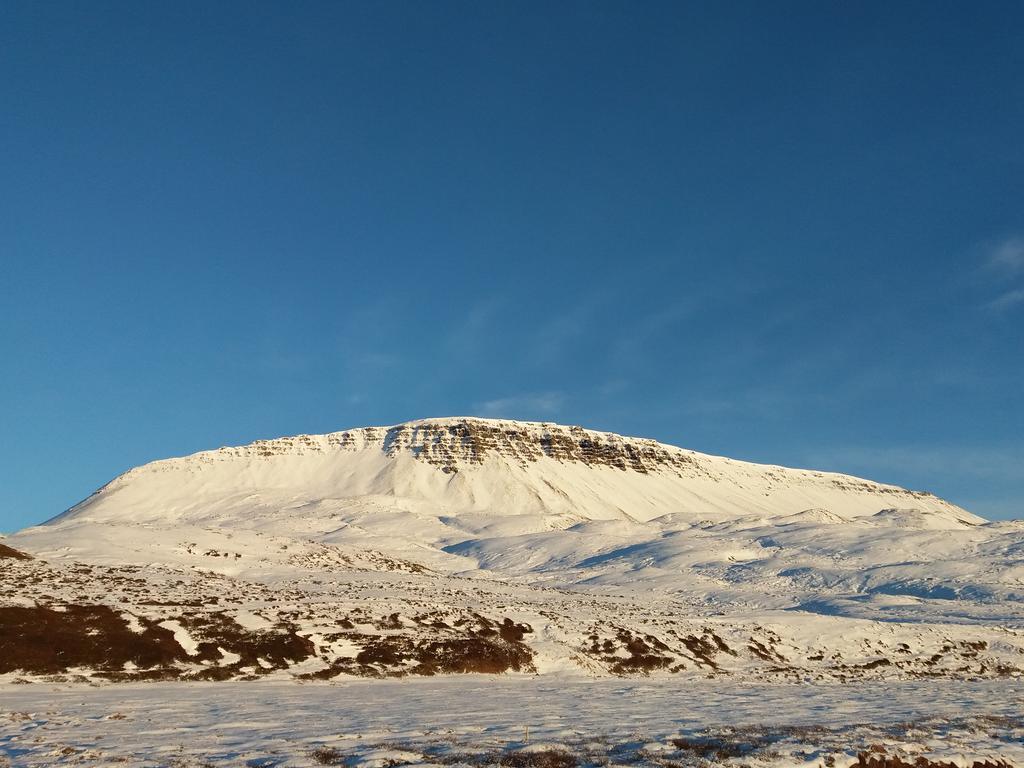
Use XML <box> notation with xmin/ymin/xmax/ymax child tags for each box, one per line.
<box><xmin>2</xmin><ymin>1</ymin><xmax>1022</xmax><ymax>531</ymax></box>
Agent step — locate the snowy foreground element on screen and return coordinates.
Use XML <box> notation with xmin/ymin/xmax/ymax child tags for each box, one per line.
<box><xmin>2</xmin><ymin>677</ymin><xmax>1022</xmax><ymax>767</ymax></box>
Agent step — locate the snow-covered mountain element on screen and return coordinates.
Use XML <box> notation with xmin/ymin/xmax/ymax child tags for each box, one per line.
<box><xmin>3</xmin><ymin>418</ymin><xmax>1023</xmax><ymax>683</ymax></box>
<box><xmin>47</xmin><ymin>417</ymin><xmax>983</xmax><ymax>528</ymax></box>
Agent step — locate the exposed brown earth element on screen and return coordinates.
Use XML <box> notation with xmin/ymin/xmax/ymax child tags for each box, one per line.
<box><xmin>0</xmin><ymin>543</ymin><xmax>30</xmax><ymax>560</ymax></box>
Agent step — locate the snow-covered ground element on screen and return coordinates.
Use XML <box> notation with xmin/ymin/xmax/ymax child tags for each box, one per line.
<box><xmin>8</xmin><ymin>419</ymin><xmax>1020</xmax><ymax>638</ymax></box>
<box><xmin>2</xmin><ymin>677</ymin><xmax>1022</xmax><ymax>767</ymax></box>
<box><xmin>2</xmin><ymin>418</ymin><xmax>1023</xmax><ymax>765</ymax></box>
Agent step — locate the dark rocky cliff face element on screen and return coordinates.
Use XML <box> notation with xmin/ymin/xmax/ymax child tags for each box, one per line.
<box><xmin>113</xmin><ymin>418</ymin><xmax>949</xmax><ymax>509</ymax></box>
<box><xmin>373</xmin><ymin>420</ymin><xmax>701</xmax><ymax>475</ymax></box>
<box><xmin>216</xmin><ymin>419</ymin><xmax>704</xmax><ymax>476</ymax></box>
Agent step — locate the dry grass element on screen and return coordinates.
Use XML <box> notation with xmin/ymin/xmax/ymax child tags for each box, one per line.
<box><xmin>499</xmin><ymin>750</ymin><xmax>577</xmax><ymax>768</ymax></box>
<box><xmin>311</xmin><ymin>746</ymin><xmax>344</xmax><ymax>765</ymax></box>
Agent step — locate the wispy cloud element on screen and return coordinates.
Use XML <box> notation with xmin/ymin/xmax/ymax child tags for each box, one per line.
<box><xmin>528</xmin><ymin>292</ymin><xmax>610</xmax><ymax>365</ymax></box>
<box><xmin>443</xmin><ymin>296</ymin><xmax>506</xmax><ymax>356</ymax></box>
<box><xmin>954</xmin><ymin>496</ymin><xmax>1024</xmax><ymax>521</ymax></box>
<box><xmin>980</xmin><ymin>235</ymin><xmax>1024</xmax><ymax>312</ymax></box>
<box><xmin>608</xmin><ymin>299</ymin><xmax>701</xmax><ymax>369</ymax></box>
<box><xmin>805</xmin><ymin>444</ymin><xmax>1024</xmax><ymax>485</ymax></box>
<box><xmin>801</xmin><ymin>443</ymin><xmax>1024</xmax><ymax>520</ymax></box>
<box><xmin>596</xmin><ymin>378</ymin><xmax>629</xmax><ymax>398</ymax></box>
<box><xmin>986</xmin><ymin>236</ymin><xmax>1024</xmax><ymax>274</ymax></box>
<box><xmin>475</xmin><ymin>392</ymin><xmax>565</xmax><ymax>419</ymax></box>
<box><xmin>987</xmin><ymin>287</ymin><xmax>1024</xmax><ymax>312</ymax></box>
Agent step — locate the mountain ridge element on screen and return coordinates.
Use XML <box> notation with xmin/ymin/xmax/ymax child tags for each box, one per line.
<box><xmin>51</xmin><ymin>416</ymin><xmax>981</xmax><ymax>529</ymax></box>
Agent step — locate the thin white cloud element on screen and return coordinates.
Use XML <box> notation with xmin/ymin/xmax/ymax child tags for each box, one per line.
<box><xmin>954</xmin><ymin>496</ymin><xmax>1024</xmax><ymax>520</ymax></box>
<box><xmin>806</xmin><ymin>445</ymin><xmax>1024</xmax><ymax>485</ymax></box>
<box><xmin>529</xmin><ymin>293</ymin><xmax>610</xmax><ymax>365</ymax></box>
<box><xmin>475</xmin><ymin>392</ymin><xmax>564</xmax><ymax>419</ymax></box>
<box><xmin>797</xmin><ymin>445</ymin><xmax>1024</xmax><ymax>519</ymax></box>
<box><xmin>987</xmin><ymin>236</ymin><xmax>1024</xmax><ymax>273</ymax></box>
<box><xmin>596</xmin><ymin>378</ymin><xmax>629</xmax><ymax>397</ymax></box>
<box><xmin>986</xmin><ymin>287</ymin><xmax>1024</xmax><ymax>312</ymax></box>
<box><xmin>443</xmin><ymin>296</ymin><xmax>506</xmax><ymax>356</ymax></box>
<box><xmin>980</xmin><ymin>236</ymin><xmax>1024</xmax><ymax>311</ymax></box>
<box><xmin>608</xmin><ymin>300</ymin><xmax>701</xmax><ymax>369</ymax></box>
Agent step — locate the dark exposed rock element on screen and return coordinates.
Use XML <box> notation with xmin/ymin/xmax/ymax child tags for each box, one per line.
<box><xmin>220</xmin><ymin>419</ymin><xmax>704</xmax><ymax>476</ymax></box>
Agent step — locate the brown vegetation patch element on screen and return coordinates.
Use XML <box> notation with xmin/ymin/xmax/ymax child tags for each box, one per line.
<box><xmin>414</xmin><ymin>636</ymin><xmax>534</xmax><ymax>674</ymax></box>
<box><xmin>860</xmin><ymin>658</ymin><xmax>892</xmax><ymax>670</ymax></box>
<box><xmin>309</xmin><ymin>629</ymin><xmax>535</xmax><ymax>678</ymax></box>
<box><xmin>0</xmin><ymin>604</ymin><xmax>186</xmax><ymax>675</ymax></box>
<box><xmin>671</xmin><ymin>737</ymin><xmax>750</xmax><ymax>760</ymax></box>
<box><xmin>748</xmin><ymin>637</ymin><xmax>786</xmax><ymax>663</ymax></box>
<box><xmin>851</xmin><ymin>753</ymin><xmax>1013</xmax><ymax>768</ymax></box>
<box><xmin>311</xmin><ymin>746</ymin><xmax>344</xmax><ymax>765</ymax></box>
<box><xmin>679</xmin><ymin>634</ymin><xmax>722</xmax><ymax>669</ymax></box>
<box><xmin>585</xmin><ymin>628</ymin><xmax>674</xmax><ymax>674</ymax></box>
<box><xmin>0</xmin><ymin>543</ymin><xmax>31</xmax><ymax>560</ymax></box>
<box><xmin>376</xmin><ymin>612</ymin><xmax>404</xmax><ymax>630</ymax></box>
<box><xmin>500</xmin><ymin>750</ymin><xmax>577</xmax><ymax>768</ymax></box>
<box><xmin>499</xmin><ymin>618</ymin><xmax>531</xmax><ymax>642</ymax></box>
<box><xmin>432</xmin><ymin>749</ymin><xmax>576</xmax><ymax>768</ymax></box>
<box><xmin>175</xmin><ymin>611</ymin><xmax>315</xmax><ymax>671</ymax></box>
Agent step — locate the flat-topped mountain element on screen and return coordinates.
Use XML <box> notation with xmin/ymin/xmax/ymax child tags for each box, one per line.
<box><xmin>52</xmin><ymin>417</ymin><xmax>980</xmax><ymax>529</ymax></box>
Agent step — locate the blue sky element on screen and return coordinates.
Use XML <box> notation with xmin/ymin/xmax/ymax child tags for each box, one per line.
<box><xmin>2</xmin><ymin>1</ymin><xmax>1022</xmax><ymax>531</ymax></box>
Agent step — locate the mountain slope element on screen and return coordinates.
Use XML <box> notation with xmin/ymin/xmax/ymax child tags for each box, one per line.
<box><xmin>48</xmin><ymin>417</ymin><xmax>982</xmax><ymax>528</ymax></box>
